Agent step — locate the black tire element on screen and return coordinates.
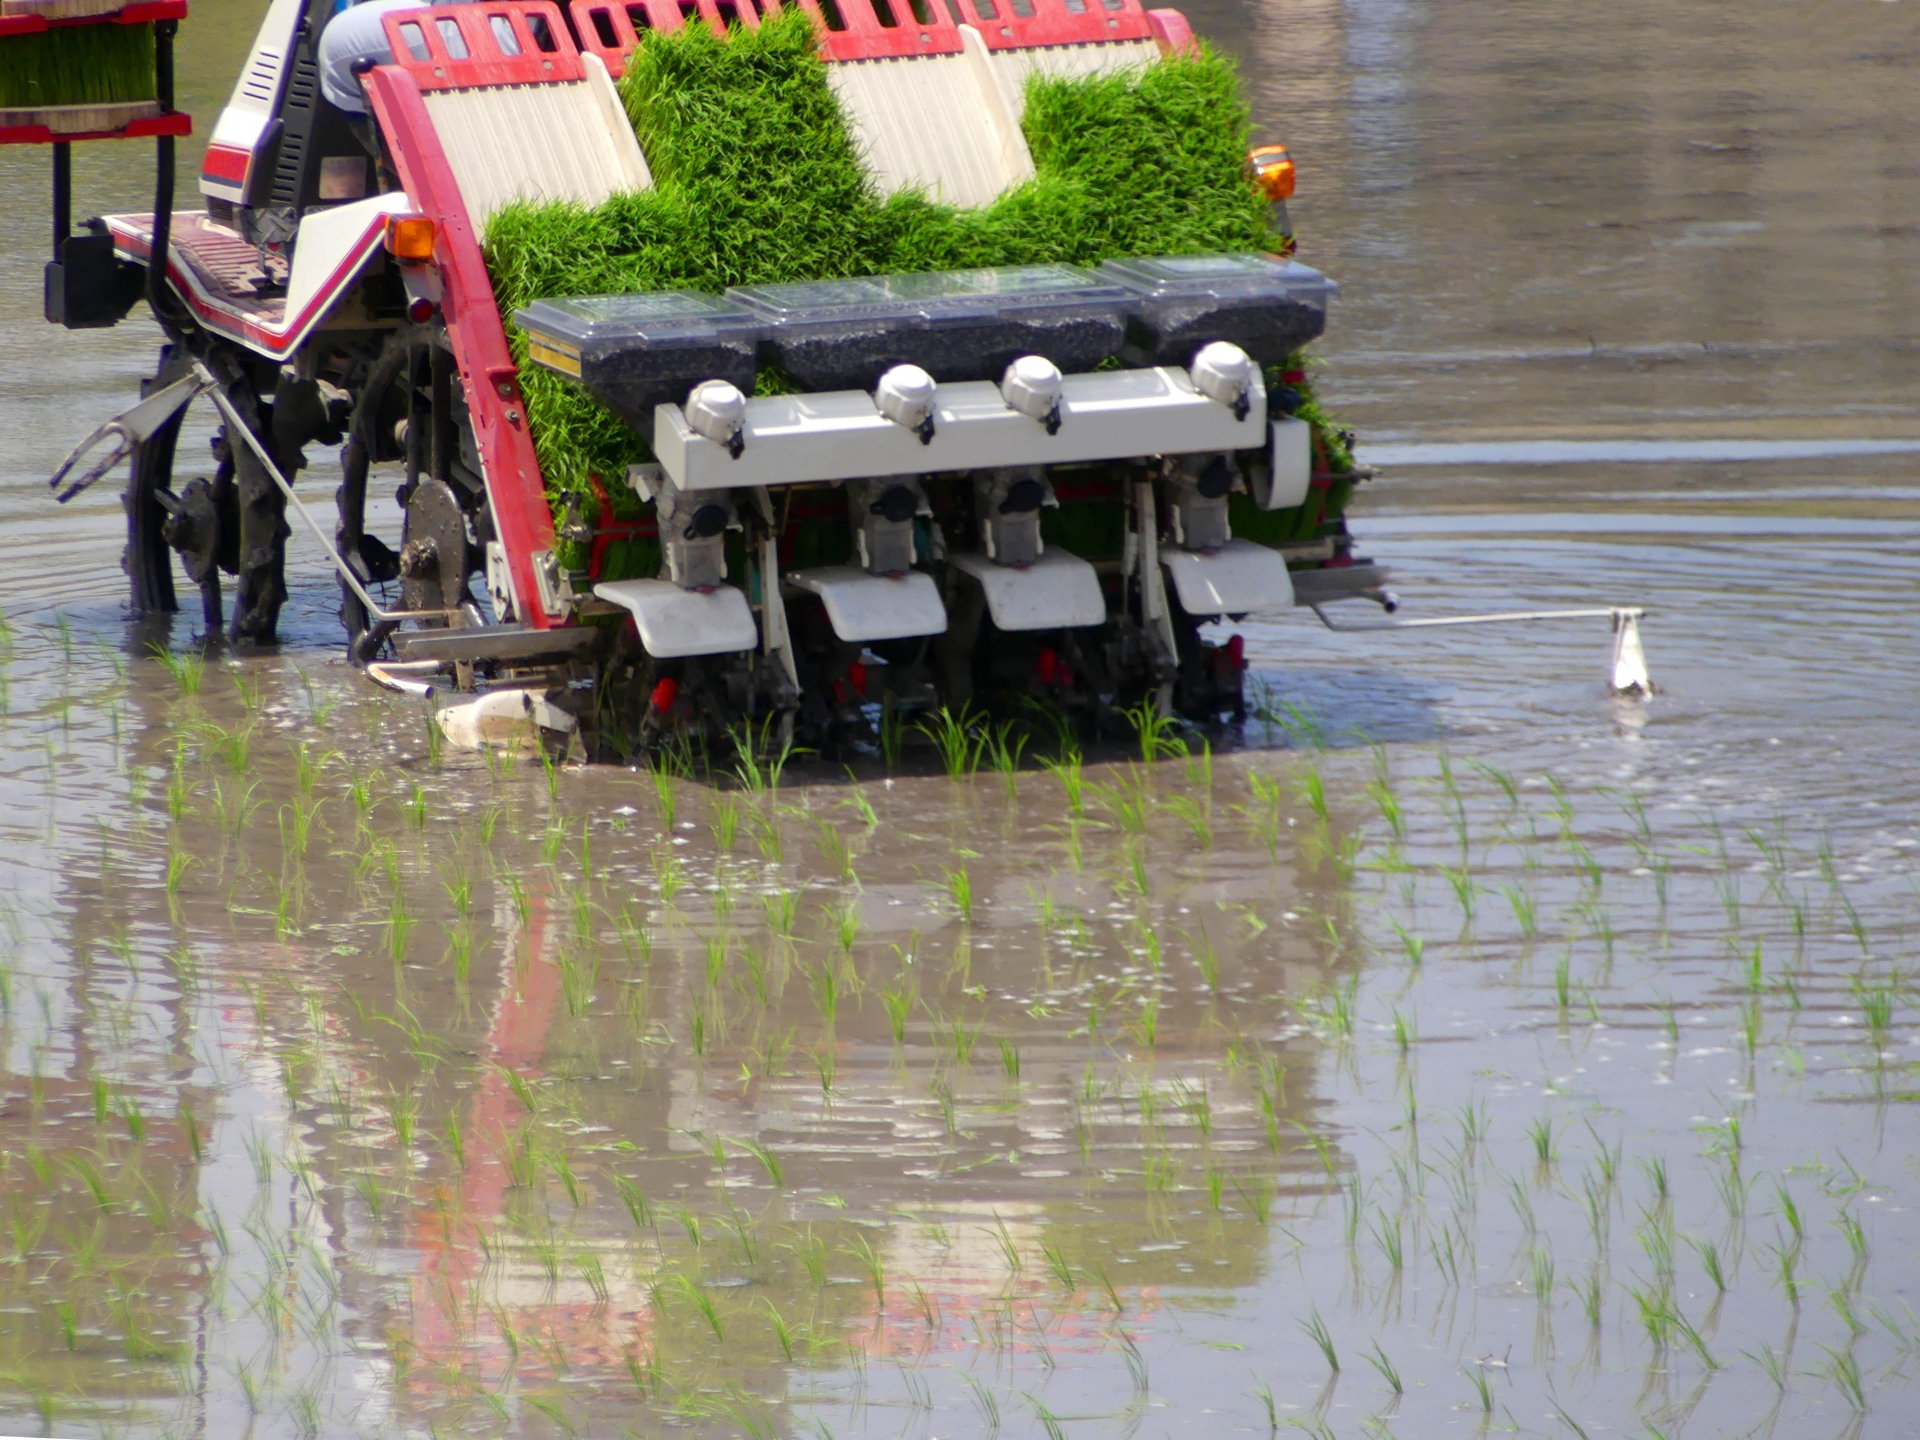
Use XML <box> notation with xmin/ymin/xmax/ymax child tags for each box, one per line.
<box><xmin>123</xmin><ymin>345</ymin><xmax>192</xmax><ymax>616</ymax></box>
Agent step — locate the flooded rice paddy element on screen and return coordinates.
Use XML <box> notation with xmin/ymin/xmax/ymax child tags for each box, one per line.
<box><xmin>2</xmin><ymin>0</ymin><xmax>1919</xmax><ymax>1437</ymax></box>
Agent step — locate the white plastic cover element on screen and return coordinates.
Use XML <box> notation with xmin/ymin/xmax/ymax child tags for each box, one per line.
<box><xmin>787</xmin><ymin>567</ymin><xmax>949</xmax><ymax>643</ymax></box>
<box><xmin>593</xmin><ymin>579</ymin><xmax>760</xmax><ymax>657</ymax></box>
<box><xmin>949</xmin><ymin>549</ymin><xmax>1107</xmax><ymax>632</ymax></box>
<box><xmin>1160</xmin><ymin>538</ymin><xmax>1295</xmax><ymax>616</ymax></box>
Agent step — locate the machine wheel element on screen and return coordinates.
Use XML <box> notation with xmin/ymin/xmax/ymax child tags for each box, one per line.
<box><xmin>124</xmin><ymin>345</ymin><xmax>193</xmax><ymax>618</ymax></box>
<box><xmin>226</xmin><ymin>419</ymin><xmax>291</xmax><ymax>645</ymax></box>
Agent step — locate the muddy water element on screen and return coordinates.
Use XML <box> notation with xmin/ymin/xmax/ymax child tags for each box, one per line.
<box><xmin>2</xmin><ymin>1</ymin><xmax>1919</xmax><ymax>1437</ymax></box>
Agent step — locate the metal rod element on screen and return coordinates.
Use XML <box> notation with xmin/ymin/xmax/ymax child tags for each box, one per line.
<box><xmin>1311</xmin><ymin>603</ymin><xmax>1644</xmax><ymax>633</ymax></box>
<box><xmin>367</xmin><ymin>659</ymin><xmax>440</xmax><ymax>698</ymax></box>
<box><xmin>195</xmin><ymin>363</ymin><xmax>460</xmax><ymax>628</ymax></box>
<box><xmin>146</xmin><ymin>19</ymin><xmax>177</xmax><ymax>324</ymax></box>
<box><xmin>51</xmin><ymin>141</ymin><xmax>70</xmax><ymax>256</ymax></box>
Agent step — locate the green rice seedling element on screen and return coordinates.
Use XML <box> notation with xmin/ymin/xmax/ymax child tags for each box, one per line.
<box><xmin>1233</xmin><ymin>1173</ymin><xmax>1275</xmax><ymax>1225</ymax></box>
<box><xmin>809</xmin><ymin>959</ymin><xmax>840</xmax><ymax>1028</ymax></box>
<box><xmin>1373</xmin><ymin>1212</ymin><xmax>1403</xmax><ymax>1271</ymax></box>
<box><xmin>762</xmin><ymin>885</ymin><xmax>801</xmax><ymax>936</ymax></box>
<box><xmin>1362</xmin><ymin>1340</ymin><xmax>1403</xmax><ymax>1394</ymax></box>
<box><xmin>1529</xmin><ymin>1117</ymin><xmax>1557</xmax><ymax>1168</ymax></box>
<box><xmin>1443</xmin><ymin>866</ymin><xmax>1478</xmax><ymax>924</ymax></box>
<box><xmin>821</xmin><ymin>896</ymin><xmax>859</xmax><ymax>952</ymax></box>
<box><xmin>881</xmin><ymin>975</ymin><xmax>914</xmax><ymax>1044</ymax></box>
<box><xmin>987</xmin><ymin>1212</ymin><xmax>1022</xmax><ymax>1274</ymax></box>
<box><xmin>760</xmin><ymin>1299</ymin><xmax>796</xmax><ymax>1362</ymax></box>
<box><xmin>150</xmin><ymin>644</ymin><xmax>205</xmax><ymax>697</ymax></box>
<box><xmin>960</xmin><ymin>1371</ymin><xmax>1002</xmax><ymax>1432</ymax></box>
<box><xmin>944</xmin><ymin>862</ymin><xmax>974</xmax><ymax>922</ymax></box>
<box><xmin>811</xmin><ymin>816</ymin><xmax>855</xmax><ymax>881</ymax></box>
<box><xmin>385</xmin><ymin>895</ymin><xmax>415</xmax><ymax>962</ymax></box>
<box><xmin>1299</xmin><ymin>1307</ymin><xmax>1339</xmax><ymax>1374</ymax></box>
<box><xmin>210</xmin><ymin>778</ymin><xmax>264</xmax><ymax>835</ymax></box>
<box><xmin>1024</xmin><ymin>1394</ymin><xmax>1067</xmax><ymax>1440</ymax></box>
<box><xmin>673</xmin><ymin>1275</ymin><xmax>725</xmax><ymax>1340</ymax></box>
<box><xmin>813</xmin><ymin>1043</ymin><xmax>837</xmax><ymax>1095</ymax></box>
<box><xmin>917</xmin><ymin>706</ymin><xmax>983</xmax><ymax>780</ymax></box>
<box><xmin>1040</xmin><ymin>1239</ymin><xmax>1074</xmax><ymax>1291</ymax></box>
<box><xmin>655</xmin><ymin>849</ymin><xmax>685</xmax><ymax>902</ymax></box>
<box><xmin>1834</xmin><ymin>1208</ymin><xmax>1867</xmax><ymax>1267</ymax></box>
<box><xmin>846</xmin><ymin>1233</ymin><xmax>885</xmax><ymax>1304</ymax></box>
<box><xmin>794</xmin><ymin>1227</ymin><xmax>829</xmax><ymax>1288</ymax></box>
<box><xmin>1530</xmin><ymin>1245</ymin><xmax>1555</xmax><ymax>1301</ymax></box>
<box><xmin>1568</xmin><ymin>1267</ymin><xmax>1603</xmax><ymax>1327</ymax></box>
<box><xmin>1163</xmin><ymin>790</ymin><xmax>1213</xmax><ymax>848</ymax></box>
<box><xmin>1123</xmin><ymin>697</ymin><xmax>1185</xmax><ymax>764</ymax></box>
<box><xmin>1499</xmin><ymin>883</ymin><xmax>1537</xmax><ymax>940</ymax></box>
<box><xmin>164</xmin><ymin>846</ymin><xmax>193</xmax><ymax>896</ymax></box>
<box><xmin>985</xmin><ymin>721</ymin><xmax>1028</xmax><ymax>798</ymax></box>
<box><xmin>1128</xmin><ymin>995</ymin><xmax>1159</xmax><ymax>1048</ymax></box>
<box><xmin>1503</xmin><ymin>1174</ymin><xmax>1536</xmax><ymax>1235</ymax></box>
<box><xmin>1769</xmin><ymin>1237</ymin><xmax>1801</xmax><ymax>1306</ymax></box>
<box><xmin>1459</xmin><ymin>1362</ymin><xmax>1494</xmax><ymax>1415</ymax></box>
<box><xmin>753</xmin><ymin>1027</ymin><xmax>793</xmax><ymax>1078</ymax></box>
<box><xmin>1041</xmin><ymin>753</ymin><xmax>1086</xmax><ymax>817</ymax></box>
<box><xmin>996</xmin><ymin>1036</ymin><xmax>1021</xmax><ymax>1080</ymax></box>
<box><xmin>1390</xmin><ymin>1007</ymin><xmax>1414</xmax><ymax>1056</ymax></box>
<box><xmin>700</xmin><ymin>934</ymin><xmax>728</xmax><ymax>989</ymax></box>
<box><xmin>1386</xmin><ymin>919</ymin><xmax>1424</xmax><ymax>969</ymax></box>
<box><xmin>1773</xmin><ymin>1181</ymin><xmax>1802</xmax><ymax>1243</ymax></box>
<box><xmin>1739</xmin><ymin>1343</ymin><xmax>1788</xmax><ymax>1395</ymax></box>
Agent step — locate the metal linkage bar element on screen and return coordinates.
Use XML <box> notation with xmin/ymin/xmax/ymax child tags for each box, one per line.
<box><xmin>1309</xmin><ymin>602</ymin><xmax>1654</xmax><ymax>695</ymax></box>
<box><xmin>1310</xmin><ymin>604</ymin><xmax>1639</xmax><ymax>633</ymax></box>
<box><xmin>195</xmin><ymin>361</ymin><xmax>464</xmax><ymax>629</ymax></box>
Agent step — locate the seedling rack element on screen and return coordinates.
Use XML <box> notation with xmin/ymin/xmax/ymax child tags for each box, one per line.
<box><xmin>0</xmin><ymin>0</ymin><xmax>190</xmax><ymax>328</ymax></box>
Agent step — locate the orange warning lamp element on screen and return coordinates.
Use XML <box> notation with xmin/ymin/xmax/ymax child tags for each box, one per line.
<box><xmin>1248</xmin><ymin>145</ymin><xmax>1296</xmax><ymax>202</ymax></box>
<box><xmin>386</xmin><ymin>216</ymin><xmax>437</xmax><ymax>262</ymax></box>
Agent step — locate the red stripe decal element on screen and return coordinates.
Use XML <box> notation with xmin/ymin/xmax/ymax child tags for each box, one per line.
<box><xmin>364</xmin><ymin>64</ymin><xmax>559</xmax><ymax>628</ymax></box>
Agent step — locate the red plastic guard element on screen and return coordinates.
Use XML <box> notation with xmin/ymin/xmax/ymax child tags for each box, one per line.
<box><xmin>379</xmin><ymin>1</ymin><xmax>585</xmax><ymax>91</ymax></box>
<box><xmin>570</xmin><ymin>0</ymin><xmax>780</xmax><ymax>76</ymax></box>
<box><xmin>792</xmin><ymin>0</ymin><xmax>962</xmax><ymax>60</ymax></box>
<box><xmin>572</xmin><ymin>0</ymin><xmax>958</xmax><ymax>73</ymax></box>
<box><xmin>947</xmin><ymin>0</ymin><xmax>1150</xmax><ymax>50</ymax></box>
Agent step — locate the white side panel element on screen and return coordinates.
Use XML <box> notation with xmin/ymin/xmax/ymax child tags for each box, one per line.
<box><xmin>787</xmin><ymin>567</ymin><xmax>949</xmax><ymax>642</ymax></box>
<box><xmin>200</xmin><ymin>0</ymin><xmax>306</xmax><ymax>198</ymax></box>
<box><xmin>656</xmin><ymin>365</ymin><xmax>1265</xmax><ymax>491</ymax></box>
<box><xmin>593</xmin><ymin>579</ymin><xmax>760</xmax><ymax>657</ymax></box>
<box><xmin>827</xmin><ymin>53</ymin><xmax>1031</xmax><ymax>210</ymax></box>
<box><xmin>425</xmin><ymin>60</ymin><xmax>652</xmax><ymax>228</ymax></box>
<box><xmin>949</xmin><ymin>549</ymin><xmax>1107</xmax><ymax>631</ymax></box>
<box><xmin>283</xmin><ymin>192</ymin><xmax>416</xmax><ymax>320</ymax></box>
<box><xmin>1161</xmin><ymin>538</ymin><xmax>1295</xmax><ymax>616</ymax></box>
<box><xmin>959</xmin><ymin>28</ymin><xmax>1037</xmax><ymax>194</ymax></box>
